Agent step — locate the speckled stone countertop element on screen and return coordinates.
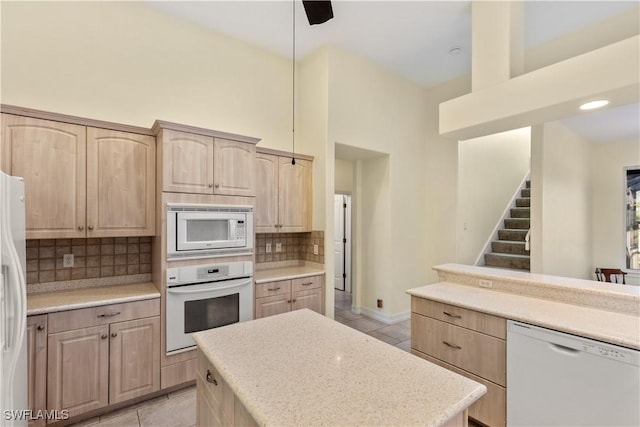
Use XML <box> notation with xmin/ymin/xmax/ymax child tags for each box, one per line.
<box><xmin>193</xmin><ymin>309</ymin><xmax>486</xmax><ymax>427</ymax></box>
<box><xmin>27</xmin><ymin>282</ymin><xmax>160</xmax><ymax>315</ymax></box>
<box><xmin>254</xmin><ymin>261</ymin><xmax>325</xmax><ymax>284</ymax></box>
<box><xmin>407</xmin><ymin>264</ymin><xmax>640</xmax><ymax>349</ymax></box>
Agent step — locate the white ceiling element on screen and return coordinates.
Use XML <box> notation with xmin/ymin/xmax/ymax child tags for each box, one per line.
<box><xmin>146</xmin><ymin>1</ymin><xmax>639</xmax><ymax>144</ymax></box>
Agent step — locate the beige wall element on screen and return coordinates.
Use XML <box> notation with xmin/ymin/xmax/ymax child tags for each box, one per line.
<box><xmin>458</xmin><ymin>128</ymin><xmax>531</xmax><ymax>264</ymax></box>
<box><xmin>326</xmin><ymin>48</ymin><xmax>431</xmax><ymax>320</ymax></box>
<box><xmin>334</xmin><ymin>158</ymin><xmax>354</xmax><ymax>194</ymax></box>
<box><xmin>1</xmin><ymin>2</ymin><xmax>293</xmax><ymax>149</ymax></box>
<box><xmin>591</xmin><ymin>139</ymin><xmax>640</xmax><ymax>274</ymax></box>
<box><xmin>531</xmin><ymin>122</ymin><xmax>593</xmax><ymax>279</ymax></box>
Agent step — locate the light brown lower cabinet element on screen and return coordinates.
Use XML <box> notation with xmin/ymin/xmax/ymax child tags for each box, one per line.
<box><xmin>45</xmin><ymin>299</ymin><xmax>160</xmax><ymax>420</ymax></box>
<box><xmin>26</xmin><ymin>315</ymin><xmax>47</xmax><ymax>427</ymax></box>
<box><xmin>410</xmin><ymin>297</ymin><xmax>506</xmax><ymax>427</ymax></box>
<box><xmin>196</xmin><ymin>350</ymin><xmax>257</xmax><ymax>427</ymax></box>
<box><xmin>254</xmin><ymin>275</ymin><xmax>324</xmax><ymax>319</ymax></box>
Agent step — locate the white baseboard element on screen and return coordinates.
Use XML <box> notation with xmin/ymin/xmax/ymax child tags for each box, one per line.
<box><xmin>358</xmin><ymin>306</ymin><xmax>411</xmax><ymax>325</ymax></box>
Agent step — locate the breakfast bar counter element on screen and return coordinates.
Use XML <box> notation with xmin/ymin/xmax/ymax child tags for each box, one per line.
<box><xmin>192</xmin><ymin>309</ymin><xmax>485</xmax><ymax>427</ymax></box>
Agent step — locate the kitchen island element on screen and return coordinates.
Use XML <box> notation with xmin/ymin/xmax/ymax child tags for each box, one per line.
<box><xmin>192</xmin><ymin>309</ymin><xmax>486</xmax><ymax>427</ymax></box>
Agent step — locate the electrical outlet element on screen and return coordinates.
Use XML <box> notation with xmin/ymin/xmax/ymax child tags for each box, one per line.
<box><xmin>63</xmin><ymin>254</ymin><xmax>74</xmax><ymax>268</ymax></box>
<box><xmin>266</xmin><ymin>243</ymin><xmax>272</xmax><ymax>253</ymax></box>
<box><xmin>313</xmin><ymin>244</ymin><xmax>319</xmax><ymax>255</ymax></box>
<box><xmin>275</xmin><ymin>243</ymin><xmax>282</xmax><ymax>253</ymax></box>
<box><xmin>479</xmin><ymin>279</ymin><xmax>493</xmax><ymax>289</ymax></box>
<box><xmin>377</xmin><ymin>299</ymin><xmax>383</xmax><ymax>308</ymax></box>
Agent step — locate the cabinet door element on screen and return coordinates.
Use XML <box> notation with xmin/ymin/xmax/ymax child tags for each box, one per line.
<box><xmin>213</xmin><ymin>138</ymin><xmax>255</xmax><ymax>196</ymax></box>
<box><xmin>86</xmin><ymin>128</ymin><xmax>156</xmax><ymax>237</ymax></box>
<box><xmin>26</xmin><ymin>315</ymin><xmax>47</xmax><ymax>427</ymax></box>
<box><xmin>109</xmin><ymin>316</ymin><xmax>160</xmax><ymax>404</ymax></box>
<box><xmin>292</xmin><ymin>288</ymin><xmax>323</xmax><ymax>314</ymax></box>
<box><xmin>279</xmin><ymin>157</ymin><xmax>311</xmax><ymax>232</ymax></box>
<box><xmin>255</xmin><ymin>153</ymin><xmax>279</xmax><ymax>233</ymax></box>
<box><xmin>162</xmin><ymin>129</ymin><xmax>214</xmax><ymax>194</ymax></box>
<box><xmin>48</xmin><ymin>325</ymin><xmax>109</xmax><ymax>418</ymax></box>
<box><xmin>255</xmin><ymin>294</ymin><xmax>290</xmax><ymax>319</ymax></box>
<box><xmin>1</xmin><ymin>114</ymin><xmax>86</xmax><ymax>239</ymax></box>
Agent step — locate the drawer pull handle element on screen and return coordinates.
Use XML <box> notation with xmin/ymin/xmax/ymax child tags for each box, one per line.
<box><xmin>301</xmin><ymin>282</ymin><xmax>313</xmax><ymax>286</ymax></box>
<box><xmin>442</xmin><ymin>341</ymin><xmax>462</xmax><ymax>350</ymax></box>
<box><xmin>97</xmin><ymin>312</ymin><xmax>121</xmax><ymax>318</ymax></box>
<box><xmin>267</xmin><ymin>287</ymin><xmax>281</xmax><ymax>291</ymax></box>
<box><xmin>111</xmin><ymin>332</ymin><xmax>117</xmax><ymax>338</ymax></box>
<box><xmin>101</xmin><ymin>334</ymin><xmax>108</xmax><ymax>340</ymax></box>
<box><xmin>37</xmin><ymin>325</ymin><xmax>45</xmax><ymax>331</ymax></box>
<box><xmin>443</xmin><ymin>311</ymin><xmax>461</xmax><ymax>319</ymax></box>
<box><xmin>292</xmin><ymin>298</ymin><xmax>297</xmax><ymax>303</ymax></box>
<box><xmin>206</xmin><ymin>370</ymin><xmax>218</xmax><ymax>386</ymax></box>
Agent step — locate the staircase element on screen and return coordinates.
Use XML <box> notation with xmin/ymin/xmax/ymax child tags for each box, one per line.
<box><xmin>484</xmin><ymin>181</ymin><xmax>530</xmax><ymax>271</ymax></box>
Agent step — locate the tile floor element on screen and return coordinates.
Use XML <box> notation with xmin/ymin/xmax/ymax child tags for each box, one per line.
<box><xmin>70</xmin><ymin>291</ymin><xmax>411</xmax><ymax>427</ymax></box>
<box><xmin>334</xmin><ymin>290</ymin><xmax>412</xmax><ymax>352</ymax></box>
<box><xmin>69</xmin><ymin>386</ymin><xmax>196</xmax><ymax>427</ymax></box>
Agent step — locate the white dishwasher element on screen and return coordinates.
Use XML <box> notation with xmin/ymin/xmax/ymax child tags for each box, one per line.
<box><xmin>507</xmin><ymin>320</ymin><xmax>640</xmax><ymax>426</ymax></box>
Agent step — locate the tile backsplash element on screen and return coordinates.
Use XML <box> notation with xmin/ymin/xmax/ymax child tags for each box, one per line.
<box><xmin>256</xmin><ymin>231</ymin><xmax>324</xmax><ymax>264</ymax></box>
<box><xmin>26</xmin><ymin>237</ymin><xmax>152</xmax><ymax>284</ymax></box>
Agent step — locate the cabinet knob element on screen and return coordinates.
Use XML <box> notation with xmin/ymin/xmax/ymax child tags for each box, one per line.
<box><xmin>101</xmin><ymin>334</ymin><xmax>108</xmax><ymax>340</ymax></box>
<box><xmin>208</xmin><ymin>184</ymin><xmax>213</xmax><ymax>188</ymax></box>
<box><xmin>78</xmin><ymin>225</ymin><xmax>84</xmax><ymax>231</ymax></box>
<box><xmin>292</xmin><ymin>299</ymin><xmax>297</xmax><ymax>303</ymax></box>
<box><xmin>206</xmin><ymin>369</ymin><xmax>218</xmax><ymax>386</ymax></box>
<box><xmin>37</xmin><ymin>325</ymin><xmax>45</xmax><ymax>331</ymax></box>
<box><xmin>214</xmin><ymin>184</ymin><xmax>220</xmax><ymax>188</ymax></box>
<box><xmin>111</xmin><ymin>332</ymin><xmax>118</xmax><ymax>338</ymax></box>
<box><xmin>88</xmin><ymin>225</ymin><xmax>94</xmax><ymax>231</ymax></box>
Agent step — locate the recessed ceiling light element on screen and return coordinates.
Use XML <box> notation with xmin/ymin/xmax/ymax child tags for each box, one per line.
<box><xmin>449</xmin><ymin>47</ymin><xmax>462</xmax><ymax>56</ymax></box>
<box><xmin>579</xmin><ymin>100</ymin><xmax>609</xmax><ymax>110</ymax></box>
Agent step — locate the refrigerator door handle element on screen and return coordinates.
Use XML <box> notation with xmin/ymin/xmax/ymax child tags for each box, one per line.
<box><xmin>0</xmin><ymin>207</ymin><xmax>27</xmax><ymax>408</ymax></box>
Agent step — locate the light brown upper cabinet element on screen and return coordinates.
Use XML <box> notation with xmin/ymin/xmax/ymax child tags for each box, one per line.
<box><xmin>159</xmin><ymin>128</ymin><xmax>255</xmax><ymax>197</ymax></box>
<box><xmin>1</xmin><ymin>114</ymin><xmax>156</xmax><ymax>238</ymax></box>
<box><xmin>255</xmin><ymin>152</ymin><xmax>312</xmax><ymax>233</ymax></box>
<box><xmin>86</xmin><ymin>128</ymin><xmax>155</xmax><ymax>237</ymax></box>
<box><xmin>1</xmin><ymin>115</ymin><xmax>87</xmax><ymax>239</ymax></box>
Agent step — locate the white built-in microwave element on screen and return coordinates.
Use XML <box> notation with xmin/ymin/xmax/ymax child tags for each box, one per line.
<box><xmin>167</xmin><ymin>204</ymin><xmax>253</xmax><ymax>259</ymax></box>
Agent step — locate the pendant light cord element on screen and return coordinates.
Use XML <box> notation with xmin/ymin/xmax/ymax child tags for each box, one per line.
<box><xmin>291</xmin><ymin>0</ymin><xmax>296</xmax><ymax>165</ymax></box>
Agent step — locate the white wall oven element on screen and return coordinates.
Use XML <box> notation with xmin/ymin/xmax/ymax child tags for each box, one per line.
<box><xmin>165</xmin><ymin>261</ymin><xmax>253</xmax><ymax>354</ymax></box>
<box><xmin>167</xmin><ymin>204</ymin><xmax>253</xmax><ymax>259</ymax></box>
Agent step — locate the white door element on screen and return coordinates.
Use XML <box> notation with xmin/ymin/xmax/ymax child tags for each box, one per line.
<box><xmin>333</xmin><ymin>195</ymin><xmax>345</xmax><ymax>291</ymax></box>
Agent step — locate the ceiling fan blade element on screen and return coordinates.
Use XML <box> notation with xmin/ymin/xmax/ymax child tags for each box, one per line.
<box><xmin>302</xmin><ymin>1</ymin><xmax>333</xmax><ymax>25</ymax></box>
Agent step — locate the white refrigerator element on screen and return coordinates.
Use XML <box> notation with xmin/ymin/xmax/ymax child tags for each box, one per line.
<box><xmin>0</xmin><ymin>171</ymin><xmax>27</xmax><ymax>427</ymax></box>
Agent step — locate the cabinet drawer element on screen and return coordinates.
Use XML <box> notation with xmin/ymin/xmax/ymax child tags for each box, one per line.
<box><xmin>292</xmin><ymin>275</ymin><xmax>323</xmax><ymax>292</ymax></box>
<box><xmin>411</xmin><ymin>314</ymin><xmax>506</xmax><ymax>386</ymax></box>
<box><xmin>255</xmin><ymin>280</ymin><xmax>291</xmax><ymax>298</ymax></box>
<box><xmin>48</xmin><ymin>298</ymin><xmax>160</xmax><ymax>333</ymax></box>
<box><xmin>411</xmin><ymin>297</ymin><xmax>506</xmax><ymax>339</ymax></box>
<box><xmin>413</xmin><ymin>350</ymin><xmax>506</xmax><ymax>427</ymax></box>
<box><xmin>197</xmin><ymin>350</ymin><xmax>234</xmax><ymax>423</ymax></box>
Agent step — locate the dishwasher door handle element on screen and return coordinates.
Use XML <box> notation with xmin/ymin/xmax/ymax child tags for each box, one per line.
<box><xmin>549</xmin><ymin>342</ymin><xmax>580</xmax><ymax>355</ymax></box>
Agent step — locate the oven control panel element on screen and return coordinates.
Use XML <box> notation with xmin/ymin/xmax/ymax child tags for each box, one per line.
<box><xmin>166</xmin><ymin>261</ymin><xmax>253</xmax><ymax>287</ymax></box>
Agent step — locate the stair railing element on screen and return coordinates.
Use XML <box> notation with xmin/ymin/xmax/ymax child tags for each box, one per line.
<box><xmin>525</xmin><ymin>229</ymin><xmax>531</xmax><ymax>251</ymax></box>
<box><xmin>474</xmin><ymin>171</ymin><xmax>531</xmax><ymax>266</ymax></box>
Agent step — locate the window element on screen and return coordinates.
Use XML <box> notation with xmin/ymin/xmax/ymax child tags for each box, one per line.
<box><xmin>626</xmin><ymin>167</ymin><xmax>640</xmax><ymax>270</ymax></box>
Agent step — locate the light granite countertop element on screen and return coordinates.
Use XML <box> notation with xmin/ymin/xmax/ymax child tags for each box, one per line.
<box><xmin>254</xmin><ymin>261</ymin><xmax>325</xmax><ymax>284</ymax></box>
<box><xmin>193</xmin><ymin>309</ymin><xmax>486</xmax><ymax>427</ymax></box>
<box><xmin>407</xmin><ymin>264</ymin><xmax>640</xmax><ymax>350</ymax></box>
<box><xmin>27</xmin><ymin>282</ymin><xmax>160</xmax><ymax>315</ymax></box>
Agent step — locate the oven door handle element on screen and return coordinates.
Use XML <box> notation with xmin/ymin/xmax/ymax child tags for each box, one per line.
<box><xmin>167</xmin><ymin>279</ymin><xmax>252</xmax><ymax>294</ymax></box>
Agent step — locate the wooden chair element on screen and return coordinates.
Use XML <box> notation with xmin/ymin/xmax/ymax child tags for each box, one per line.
<box><xmin>594</xmin><ymin>268</ymin><xmax>627</xmax><ymax>284</ymax></box>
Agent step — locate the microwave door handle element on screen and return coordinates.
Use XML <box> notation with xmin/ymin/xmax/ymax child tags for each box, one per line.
<box><xmin>167</xmin><ymin>279</ymin><xmax>252</xmax><ymax>294</ymax></box>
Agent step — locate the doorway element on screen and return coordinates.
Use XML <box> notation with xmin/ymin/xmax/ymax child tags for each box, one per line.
<box><xmin>333</xmin><ymin>194</ymin><xmax>352</xmax><ymax>292</ymax></box>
